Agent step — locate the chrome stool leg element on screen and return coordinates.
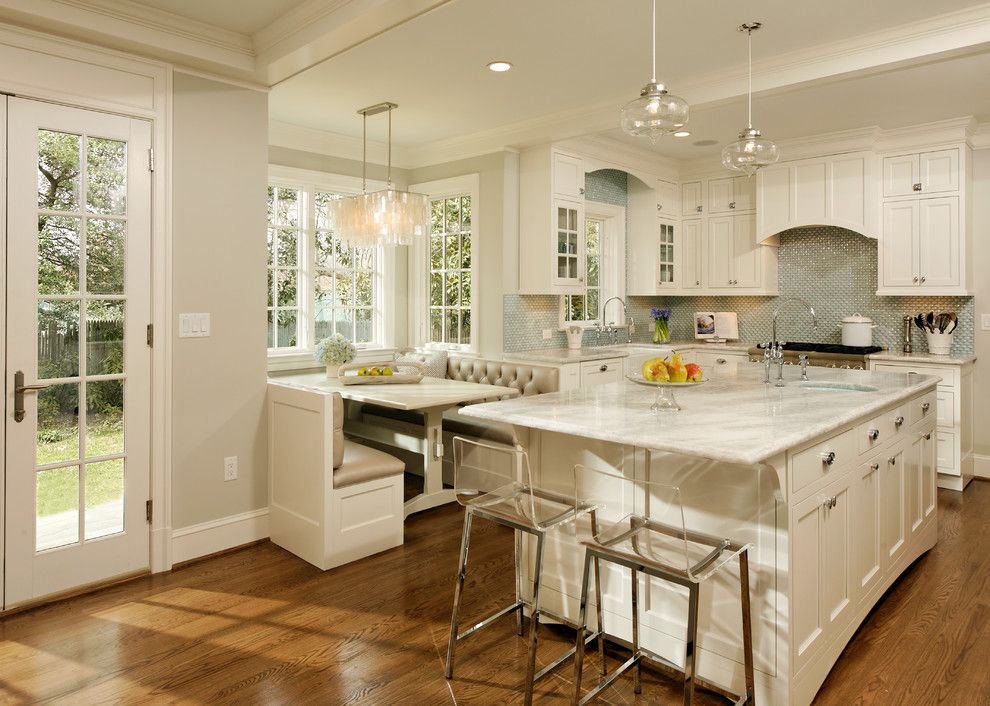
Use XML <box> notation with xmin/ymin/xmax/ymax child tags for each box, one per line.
<box><xmin>631</xmin><ymin>568</ymin><xmax>642</xmax><ymax>695</ymax></box>
<box><xmin>515</xmin><ymin>529</ymin><xmax>524</xmax><ymax>636</ymax></box>
<box><xmin>683</xmin><ymin>583</ymin><xmax>699</xmax><ymax>706</ymax></box>
<box><xmin>739</xmin><ymin>549</ymin><xmax>756</xmax><ymax>704</ymax></box>
<box><xmin>573</xmin><ymin>550</ymin><xmax>594</xmax><ymax>704</ymax></box>
<box><xmin>445</xmin><ymin>509</ymin><xmax>474</xmax><ymax>678</ymax></box>
<box><xmin>523</xmin><ymin>532</ymin><xmax>546</xmax><ymax>706</ymax></box>
<box><xmin>592</xmin><ymin>555</ymin><xmax>606</xmax><ymax>676</ymax></box>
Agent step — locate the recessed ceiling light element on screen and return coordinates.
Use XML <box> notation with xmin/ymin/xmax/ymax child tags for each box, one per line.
<box><xmin>673</xmin><ymin>130</ymin><xmax>691</xmax><ymax>137</ymax></box>
<box><xmin>487</xmin><ymin>61</ymin><xmax>513</xmax><ymax>72</ymax></box>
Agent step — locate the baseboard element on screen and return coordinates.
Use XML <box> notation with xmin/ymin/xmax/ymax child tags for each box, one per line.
<box><xmin>974</xmin><ymin>454</ymin><xmax>990</xmax><ymax>480</ymax></box>
<box><xmin>171</xmin><ymin>508</ymin><xmax>269</xmax><ymax>565</ymax></box>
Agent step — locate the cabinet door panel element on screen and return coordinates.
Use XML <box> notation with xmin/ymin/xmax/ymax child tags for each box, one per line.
<box><xmin>906</xmin><ymin>436</ymin><xmax>924</xmax><ymax>537</ymax></box>
<box><xmin>682</xmin><ymin>181</ymin><xmax>703</xmax><ymax>215</ymax></box>
<box><xmin>657</xmin><ymin>219</ymin><xmax>676</xmax><ymax>287</ymax></box>
<box><xmin>823</xmin><ymin>477</ymin><xmax>853</xmax><ymax>631</ymax></box>
<box><xmin>883</xmin><ymin>154</ymin><xmax>920</xmax><ymax>197</ymax></box>
<box><xmin>792</xmin><ymin>494</ymin><xmax>825</xmax><ymax>674</ymax></box>
<box><xmin>792</xmin><ymin>161</ymin><xmax>827</xmax><ymax>223</ymax></box>
<box><xmin>917</xmin><ymin>196</ymin><xmax>959</xmax><ymax>288</ymax></box>
<box><xmin>681</xmin><ymin>219</ymin><xmax>703</xmax><ymax>289</ymax></box>
<box><xmin>553</xmin><ymin>152</ymin><xmax>584</xmax><ymax>199</ymax></box>
<box><xmin>733</xmin><ymin>175</ymin><xmax>756</xmax><ymax>211</ymax></box>
<box><xmin>852</xmin><ymin>460</ymin><xmax>882</xmax><ymax>599</ymax></box>
<box><xmin>881</xmin><ymin>452</ymin><xmax>906</xmax><ymax>571</ymax></box>
<box><xmin>708</xmin><ymin>216</ymin><xmax>732</xmax><ymax>287</ymax></box>
<box><xmin>708</xmin><ymin>177</ymin><xmax>733</xmax><ymax>213</ymax></box>
<box><xmin>881</xmin><ymin>201</ymin><xmax>918</xmax><ymax>288</ymax></box>
<box><xmin>552</xmin><ymin>200</ymin><xmax>584</xmax><ymax>287</ymax></box>
<box><xmin>731</xmin><ymin>214</ymin><xmax>759</xmax><ymax>288</ymax></box>
<box><xmin>920</xmin><ymin>149</ymin><xmax>959</xmax><ymax>194</ymax></box>
<box><xmin>758</xmin><ymin>164</ymin><xmax>790</xmax><ymax>238</ymax></box>
<box><xmin>657</xmin><ymin>180</ymin><xmax>678</xmax><ymax>216</ymax></box>
<box><xmin>922</xmin><ymin>432</ymin><xmax>937</xmax><ymax>518</ymax></box>
<box><xmin>830</xmin><ymin>155</ymin><xmax>868</xmax><ymax>232</ymax></box>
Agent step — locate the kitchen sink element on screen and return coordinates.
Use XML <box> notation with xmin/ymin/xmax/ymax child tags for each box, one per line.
<box><xmin>798</xmin><ymin>381</ymin><xmax>880</xmax><ymax>393</ymax></box>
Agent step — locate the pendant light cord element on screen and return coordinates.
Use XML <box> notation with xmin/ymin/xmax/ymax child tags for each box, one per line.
<box><xmin>747</xmin><ymin>28</ymin><xmax>753</xmax><ymax>129</ymax></box>
<box><xmin>387</xmin><ymin>105</ymin><xmax>393</xmax><ymax>187</ymax></box>
<box><xmin>361</xmin><ymin>110</ymin><xmax>367</xmax><ymax>193</ymax></box>
<box><xmin>650</xmin><ymin>0</ymin><xmax>657</xmax><ymax>83</ymax></box>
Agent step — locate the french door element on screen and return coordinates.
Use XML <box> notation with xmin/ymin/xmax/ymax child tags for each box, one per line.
<box><xmin>3</xmin><ymin>97</ymin><xmax>152</xmax><ymax>608</ymax></box>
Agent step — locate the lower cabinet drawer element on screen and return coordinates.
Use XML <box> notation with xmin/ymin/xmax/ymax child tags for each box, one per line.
<box><xmin>937</xmin><ymin>390</ymin><xmax>955</xmax><ymax>428</ymax></box>
<box><xmin>580</xmin><ymin>358</ymin><xmax>623</xmax><ymax>388</ymax></box>
<box><xmin>858</xmin><ymin>404</ymin><xmax>908</xmax><ymax>455</ymax></box>
<box><xmin>871</xmin><ymin>362</ymin><xmax>956</xmax><ymax>387</ymax></box>
<box><xmin>937</xmin><ymin>431</ymin><xmax>958</xmax><ymax>475</ymax></box>
<box><xmin>790</xmin><ymin>427</ymin><xmax>858</xmax><ymax>493</ymax></box>
<box><xmin>909</xmin><ymin>390</ymin><xmax>937</xmax><ymax>427</ymax></box>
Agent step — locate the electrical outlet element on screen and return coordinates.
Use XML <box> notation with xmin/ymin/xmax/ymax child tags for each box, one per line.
<box><xmin>223</xmin><ymin>456</ymin><xmax>238</xmax><ymax>481</ymax></box>
<box><xmin>982</xmin><ymin>314</ymin><xmax>990</xmax><ymax>331</ymax></box>
<box><xmin>542</xmin><ymin>328</ymin><xmax>553</xmax><ymax>340</ymax></box>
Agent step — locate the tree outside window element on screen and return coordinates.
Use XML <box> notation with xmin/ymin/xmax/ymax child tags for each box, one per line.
<box><xmin>428</xmin><ymin>195</ymin><xmax>472</xmax><ymax>346</ymax></box>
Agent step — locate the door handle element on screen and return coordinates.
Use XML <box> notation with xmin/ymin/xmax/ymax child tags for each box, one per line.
<box><xmin>14</xmin><ymin>370</ymin><xmax>50</xmax><ymax>422</ymax></box>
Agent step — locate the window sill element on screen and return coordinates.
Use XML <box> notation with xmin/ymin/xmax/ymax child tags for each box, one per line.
<box><xmin>267</xmin><ymin>347</ymin><xmax>396</xmax><ymax>373</ymax></box>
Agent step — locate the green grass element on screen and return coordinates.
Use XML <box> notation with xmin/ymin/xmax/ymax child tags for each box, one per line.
<box><xmin>36</xmin><ymin>419</ymin><xmax>125</xmax><ymax>517</ymax></box>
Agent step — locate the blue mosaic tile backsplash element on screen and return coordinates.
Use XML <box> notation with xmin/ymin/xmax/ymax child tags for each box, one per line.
<box><xmin>504</xmin><ymin>171</ymin><xmax>975</xmax><ymax>356</ymax></box>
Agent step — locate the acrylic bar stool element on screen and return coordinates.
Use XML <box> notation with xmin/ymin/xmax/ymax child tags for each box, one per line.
<box><xmin>445</xmin><ymin>437</ymin><xmax>605</xmax><ymax>706</ymax></box>
<box><xmin>571</xmin><ymin>464</ymin><xmax>755</xmax><ymax>706</ymax></box>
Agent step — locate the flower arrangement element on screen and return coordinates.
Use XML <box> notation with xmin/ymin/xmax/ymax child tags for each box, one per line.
<box><xmin>650</xmin><ymin>307</ymin><xmax>672</xmax><ymax>344</ymax></box>
<box><xmin>315</xmin><ymin>333</ymin><xmax>356</xmax><ymax>377</ymax></box>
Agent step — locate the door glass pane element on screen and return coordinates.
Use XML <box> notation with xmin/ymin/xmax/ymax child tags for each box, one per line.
<box><xmin>568</xmin><ymin>258</ymin><xmax>578</xmax><ymax>279</ymax></box>
<box><xmin>38</xmin><ymin>130</ymin><xmax>81</xmax><ymax>211</ymax></box>
<box><xmin>86</xmin><ymin>219</ymin><xmax>125</xmax><ymax>294</ymax></box>
<box><xmin>558</xmin><ymin>232</ymin><xmax>568</xmax><ymax>253</ymax></box>
<box><xmin>558</xmin><ymin>259</ymin><xmax>567</xmax><ymax>278</ymax></box>
<box><xmin>37</xmin><ymin>384</ymin><xmax>80</xmax><ymax>465</ymax></box>
<box><xmin>36</xmin><ymin>466</ymin><xmax>80</xmax><ymax>551</ymax></box>
<box><xmin>86</xmin><ymin>380</ymin><xmax>124</xmax><ymax>456</ymax></box>
<box><xmin>38</xmin><ymin>216</ymin><xmax>81</xmax><ymax>294</ymax></box>
<box><xmin>84</xmin><ymin>459</ymin><xmax>125</xmax><ymax>540</ymax></box>
<box><xmin>38</xmin><ymin>300</ymin><xmax>80</xmax><ymax>379</ymax></box>
<box><xmin>87</xmin><ymin>300</ymin><xmax>124</xmax><ymax>375</ymax></box>
<box><xmin>568</xmin><ymin>209</ymin><xmax>577</xmax><ymax>231</ymax></box>
<box><xmin>558</xmin><ymin>207</ymin><xmax>567</xmax><ymax>229</ymax></box>
<box><xmin>86</xmin><ymin>137</ymin><xmax>127</xmax><ymax>215</ymax></box>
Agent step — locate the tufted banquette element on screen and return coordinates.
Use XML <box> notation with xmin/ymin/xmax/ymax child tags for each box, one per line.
<box><xmin>360</xmin><ymin>353</ymin><xmax>560</xmax><ymax>445</ymax></box>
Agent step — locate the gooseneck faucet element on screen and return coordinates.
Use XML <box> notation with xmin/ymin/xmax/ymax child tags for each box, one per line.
<box><xmin>771</xmin><ymin>296</ymin><xmax>818</xmax><ymax>344</ymax></box>
<box><xmin>599</xmin><ymin>297</ymin><xmax>635</xmax><ymax>345</ymax></box>
<box><xmin>766</xmin><ymin>298</ymin><xmax>818</xmax><ymax>386</ymax></box>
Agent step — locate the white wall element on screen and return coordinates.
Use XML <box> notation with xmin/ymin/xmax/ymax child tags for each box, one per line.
<box><xmin>171</xmin><ymin>72</ymin><xmax>269</xmax><ymax>529</ymax></box>
<box><xmin>972</xmin><ymin>148</ymin><xmax>990</xmax><ymax>459</ymax></box>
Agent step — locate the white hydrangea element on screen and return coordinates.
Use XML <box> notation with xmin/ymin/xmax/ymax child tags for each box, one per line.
<box><xmin>315</xmin><ymin>333</ymin><xmax>356</xmax><ymax>366</ymax></box>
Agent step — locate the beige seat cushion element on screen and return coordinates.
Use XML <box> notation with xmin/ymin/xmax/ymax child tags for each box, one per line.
<box><xmin>334</xmin><ymin>441</ymin><xmax>405</xmax><ymax>488</ymax></box>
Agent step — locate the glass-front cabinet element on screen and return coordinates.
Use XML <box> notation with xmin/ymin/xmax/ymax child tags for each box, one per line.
<box><xmin>657</xmin><ymin>219</ymin><xmax>675</xmax><ymax>287</ymax></box>
<box><xmin>552</xmin><ymin>199</ymin><xmax>585</xmax><ymax>287</ymax></box>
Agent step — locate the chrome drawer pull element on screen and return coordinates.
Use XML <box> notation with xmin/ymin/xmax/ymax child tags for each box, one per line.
<box><xmin>894</xmin><ymin>415</ymin><xmax>905</xmax><ymax>428</ymax></box>
<box><xmin>821</xmin><ymin>451</ymin><xmax>836</xmax><ymax>466</ymax></box>
<box><xmin>921</xmin><ymin>402</ymin><xmax>931</xmax><ymax>413</ymax></box>
<box><xmin>867</xmin><ymin>428</ymin><xmax>880</xmax><ymax>441</ymax></box>
<box><xmin>870</xmin><ymin>462</ymin><xmax>880</xmax><ymax>471</ymax></box>
<box><xmin>599</xmin><ymin>364</ymin><xmax>608</xmax><ymax>372</ymax></box>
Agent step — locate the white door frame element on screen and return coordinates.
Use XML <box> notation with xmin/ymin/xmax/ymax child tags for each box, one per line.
<box><xmin>0</xmin><ymin>25</ymin><xmax>173</xmax><ymax>576</ymax></box>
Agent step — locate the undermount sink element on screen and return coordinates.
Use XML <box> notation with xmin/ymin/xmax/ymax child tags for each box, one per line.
<box><xmin>798</xmin><ymin>381</ymin><xmax>880</xmax><ymax>393</ymax></box>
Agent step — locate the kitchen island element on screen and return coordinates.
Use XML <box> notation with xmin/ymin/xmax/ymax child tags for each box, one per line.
<box><xmin>460</xmin><ymin>364</ymin><xmax>940</xmax><ymax>705</ymax></box>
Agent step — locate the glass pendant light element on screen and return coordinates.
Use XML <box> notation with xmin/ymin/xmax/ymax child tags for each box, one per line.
<box><xmin>619</xmin><ymin>0</ymin><xmax>689</xmax><ymax>142</ymax></box>
<box><xmin>330</xmin><ymin>102</ymin><xmax>430</xmax><ymax>247</ymax></box>
<box><xmin>721</xmin><ymin>22</ymin><xmax>779</xmax><ymax>175</ymax></box>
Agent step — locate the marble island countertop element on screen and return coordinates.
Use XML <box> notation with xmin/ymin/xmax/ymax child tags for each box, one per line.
<box><xmin>461</xmin><ymin>365</ymin><xmax>940</xmax><ymax>465</ymax></box>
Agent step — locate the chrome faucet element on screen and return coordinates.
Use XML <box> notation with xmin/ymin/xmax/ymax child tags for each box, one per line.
<box><xmin>771</xmin><ymin>297</ymin><xmax>818</xmax><ymax>344</ymax></box>
<box><xmin>600</xmin><ymin>297</ymin><xmax>635</xmax><ymax>345</ymax></box>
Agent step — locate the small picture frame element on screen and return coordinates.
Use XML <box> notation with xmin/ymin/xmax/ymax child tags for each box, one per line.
<box><xmin>695</xmin><ymin>312</ymin><xmax>716</xmax><ymax>339</ymax></box>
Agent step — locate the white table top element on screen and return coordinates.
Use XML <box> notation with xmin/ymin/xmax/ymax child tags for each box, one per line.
<box><xmin>268</xmin><ymin>372</ymin><xmax>519</xmax><ymax>411</ymax></box>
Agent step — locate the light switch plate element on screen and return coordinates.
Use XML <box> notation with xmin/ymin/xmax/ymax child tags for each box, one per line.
<box><xmin>982</xmin><ymin>313</ymin><xmax>990</xmax><ymax>331</ymax></box>
<box><xmin>179</xmin><ymin>313</ymin><xmax>211</xmax><ymax>338</ymax></box>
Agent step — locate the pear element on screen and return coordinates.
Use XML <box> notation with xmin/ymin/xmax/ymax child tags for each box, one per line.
<box><xmin>641</xmin><ymin>357</ymin><xmax>670</xmax><ymax>382</ymax></box>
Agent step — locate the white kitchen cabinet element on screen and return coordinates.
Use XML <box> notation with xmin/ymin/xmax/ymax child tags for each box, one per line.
<box><xmin>656</xmin><ymin>219</ymin><xmax>675</xmax><ymax>287</ymax></box>
<box><xmin>657</xmin><ymin>180</ymin><xmax>678</xmax><ymax>216</ymax></box>
<box><xmin>880</xmin><ymin>450</ymin><xmax>907</xmax><ymax>572</ymax></box>
<box><xmin>708</xmin><ymin>176</ymin><xmax>755</xmax><ymax>214</ymax></box>
<box><xmin>627</xmin><ymin>214</ymin><xmax>678</xmax><ymax>295</ymax></box>
<box><xmin>580</xmin><ymin>358</ymin><xmax>623</xmax><ymax>388</ymax></box>
<box><xmin>883</xmin><ymin>148</ymin><xmax>959</xmax><ymax>198</ymax></box>
<box><xmin>681</xmin><ymin>180</ymin><xmax>703</xmax><ymax>215</ymax></box>
<box><xmin>519</xmin><ymin>146</ymin><xmax>587</xmax><ymax>294</ymax></box>
<box><xmin>680</xmin><ymin>218</ymin><xmax>703</xmax><ymax>290</ymax></box>
<box><xmin>851</xmin><ymin>458</ymin><xmax>882</xmax><ymax>600</ymax></box>
<box><xmin>708</xmin><ymin>213</ymin><xmax>761</xmax><ymax>289</ymax></box>
<box><xmin>879</xmin><ymin>196</ymin><xmax>960</xmax><ymax>292</ymax></box>
<box><xmin>756</xmin><ymin>152</ymin><xmax>876</xmax><ymax>240</ymax></box>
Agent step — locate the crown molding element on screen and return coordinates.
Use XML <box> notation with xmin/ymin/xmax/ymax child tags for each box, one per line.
<box><xmin>875</xmin><ymin>116</ymin><xmax>977</xmax><ymax>152</ymax></box>
<box><xmin>0</xmin><ymin>0</ymin><xmax>255</xmax><ymax>75</ymax></box>
<box><xmin>555</xmin><ymin>134</ymin><xmax>681</xmax><ymax>183</ymax></box>
<box><xmin>268</xmin><ymin>120</ymin><xmax>414</xmax><ymax>170</ymax></box>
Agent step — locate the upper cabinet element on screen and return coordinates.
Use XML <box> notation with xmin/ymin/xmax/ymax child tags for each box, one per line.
<box><xmin>877</xmin><ymin>145</ymin><xmax>971</xmax><ymax>296</ymax></box>
<box><xmin>519</xmin><ymin>146</ymin><xmax>588</xmax><ymax>294</ymax></box>
<box><xmin>657</xmin><ymin>180</ymin><xmax>678</xmax><ymax>216</ymax></box>
<box><xmin>882</xmin><ymin>149</ymin><xmax>958</xmax><ymax>198</ymax></box>
<box><xmin>708</xmin><ymin>175</ymin><xmax>755</xmax><ymax>214</ymax></box>
<box><xmin>756</xmin><ymin>152</ymin><xmax>878</xmax><ymax>240</ymax></box>
<box><xmin>681</xmin><ymin>180</ymin><xmax>703</xmax><ymax>215</ymax></box>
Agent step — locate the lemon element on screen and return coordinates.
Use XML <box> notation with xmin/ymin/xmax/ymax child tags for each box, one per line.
<box><xmin>383</xmin><ymin>368</ymin><xmax>394</xmax><ymax>376</ymax></box>
<box><xmin>358</xmin><ymin>367</ymin><xmax>368</xmax><ymax>376</ymax></box>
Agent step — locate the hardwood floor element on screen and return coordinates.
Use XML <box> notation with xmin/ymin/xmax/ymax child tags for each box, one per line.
<box><xmin>1</xmin><ymin>479</ymin><xmax>989</xmax><ymax>705</ymax></box>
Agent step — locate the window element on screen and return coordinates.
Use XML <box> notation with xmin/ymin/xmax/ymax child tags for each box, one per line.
<box><xmin>428</xmin><ymin>195</ymin><xmax>473</xmax><ymax>346</ymax></box>
<box><xmin>266</xmin><ymin>167</ymin><xmax>389</xmax><ymax>359</ymax></box>
<box><xmin>563</xmin><ymin>216</ymin><xmax>603</xmax><ymax>323</ymax></box>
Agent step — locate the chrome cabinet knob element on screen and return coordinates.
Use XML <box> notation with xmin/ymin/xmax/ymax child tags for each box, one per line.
<box><xmin>922</xmin><ymin>402</ymin><xmax>931</xmax><ymax>413</ymax></box>
<box><xmin>657</xmin><ymin>203</ymin><xmax>662</xmax><ymax>211</ymax></box>
<box><xmin>821</xmin><ymin>451</ymin><xmax>836</xmax><ymax>466</ymax></box>
<box><xmin>925</xmin><ymin>432</ymin><xmax>932</xmax><ymax>441</ymax></box>
<box><xmin>579</xmin><ymin>187</ymin><xmax>586</xmax><ymax>195</ymax></box>
<box><xmin>894</xmin><ymin>415</ymin><xmax>905</xmax><ymax>428</ymax></box>
<box><xmin>729</xmin><ymin>201</ymin><xmax>736</xmax><ymax>209</ymax></box>
<box><xmin>913</xmin><ymin>182</ymin><xmax>922</xmax><ymax>192</ymax></box>
<box><xmin>695</xmin><ymin>280</ymin><xmax>700</xmax><ymax>285</ymax></box>
<box><xmin>716</xmin><ymin>358</ymin><xmax>727</xmax><ymax>364</ymax></box>
<box><xmin>822</xmin><ymin>496</ymin><xmax>837</xmax><ymax>510</ymax></box>
<box><xmin>920</xmin><ymin>276</ymin><xmax>927</xmax><ymax>283</ymax></box>
<box><xmin>599</xmin><ymin>364</ymin><xmax>608</xmax><ymax>372</ymax></box>
<box><xmin>868</xmin><ymin>428</ymin><xmax>880</xmax><ymax>441</ymax></box>
<box><xmin>696</xmin><ymin>205</ymin><xmax>702</xmax><ymax>212</ymax></box>
<box><xmin>870</xmin><ymin>462</ymin><xmax>880</xmax><ymax>471</ymax></box>
<box><xmin>913</xmin><ymin>276</ymin><xmax>920</xmax><ymax>283</ymax></box>
<box><xmin>888</xmin><ymin>456</ymin><xmax>897</xmax><ymax>465</ymax></box>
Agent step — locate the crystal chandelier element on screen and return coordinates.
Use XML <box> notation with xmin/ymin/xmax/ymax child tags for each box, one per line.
<box><xmin>330</xmin><ymin>102</ymin><xmax>429</xmax><ymax>247</ymax></box>
<box><xmin>721</xmin><ymin>23</ymin><xmax>779</xmax><ymax>175</ymax></box>
<box><xmin>619</xmin><ymin>0</ymin><xmax>688</xmax><ymax>142</ymax></box>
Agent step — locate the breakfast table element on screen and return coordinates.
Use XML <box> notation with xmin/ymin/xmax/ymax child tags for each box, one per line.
<box><xmin>268</xmin><ymin>371</ymin><xmax>520</xmax><ymax>518</ymax></box>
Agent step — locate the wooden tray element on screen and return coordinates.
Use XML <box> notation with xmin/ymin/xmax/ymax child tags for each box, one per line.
<box><xmin>338</xmin><ymin>360</ymin><xmax>426</xmax><ymax>385</ymax></box>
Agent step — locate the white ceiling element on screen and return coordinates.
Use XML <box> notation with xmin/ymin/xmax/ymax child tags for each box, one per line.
<box><xmin>127</xmin><ymin>0</ymin><xmax>308</xmax><ymax>36</ymax></box>
<box><xmin>269</xmin><ymin>0</ymin><xmax>990</xmax><ymax>152</ymax></box>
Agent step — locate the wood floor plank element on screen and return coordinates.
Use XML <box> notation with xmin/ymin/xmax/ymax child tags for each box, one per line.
<box><xmin>2</xmin><ymin>482</ymin><xmax>989</xmax><ymax>704</ymax></box>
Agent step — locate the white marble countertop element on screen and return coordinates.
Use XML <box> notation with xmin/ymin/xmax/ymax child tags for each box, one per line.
<box><xmin>867</xmin><ymin>350</ymin><xmax>976</xmax><ymax>366</ymax></box>
<box><xmin>461</xmin><ymin>365</ymin><xmax>939</xmax><ymax>465</ymax></box>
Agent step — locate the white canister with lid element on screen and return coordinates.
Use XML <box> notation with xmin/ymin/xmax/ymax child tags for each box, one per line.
<box><xmin>841</xmin><ymin>313</ymin><xmax>876</xmax><ymax>347</ymax></box>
